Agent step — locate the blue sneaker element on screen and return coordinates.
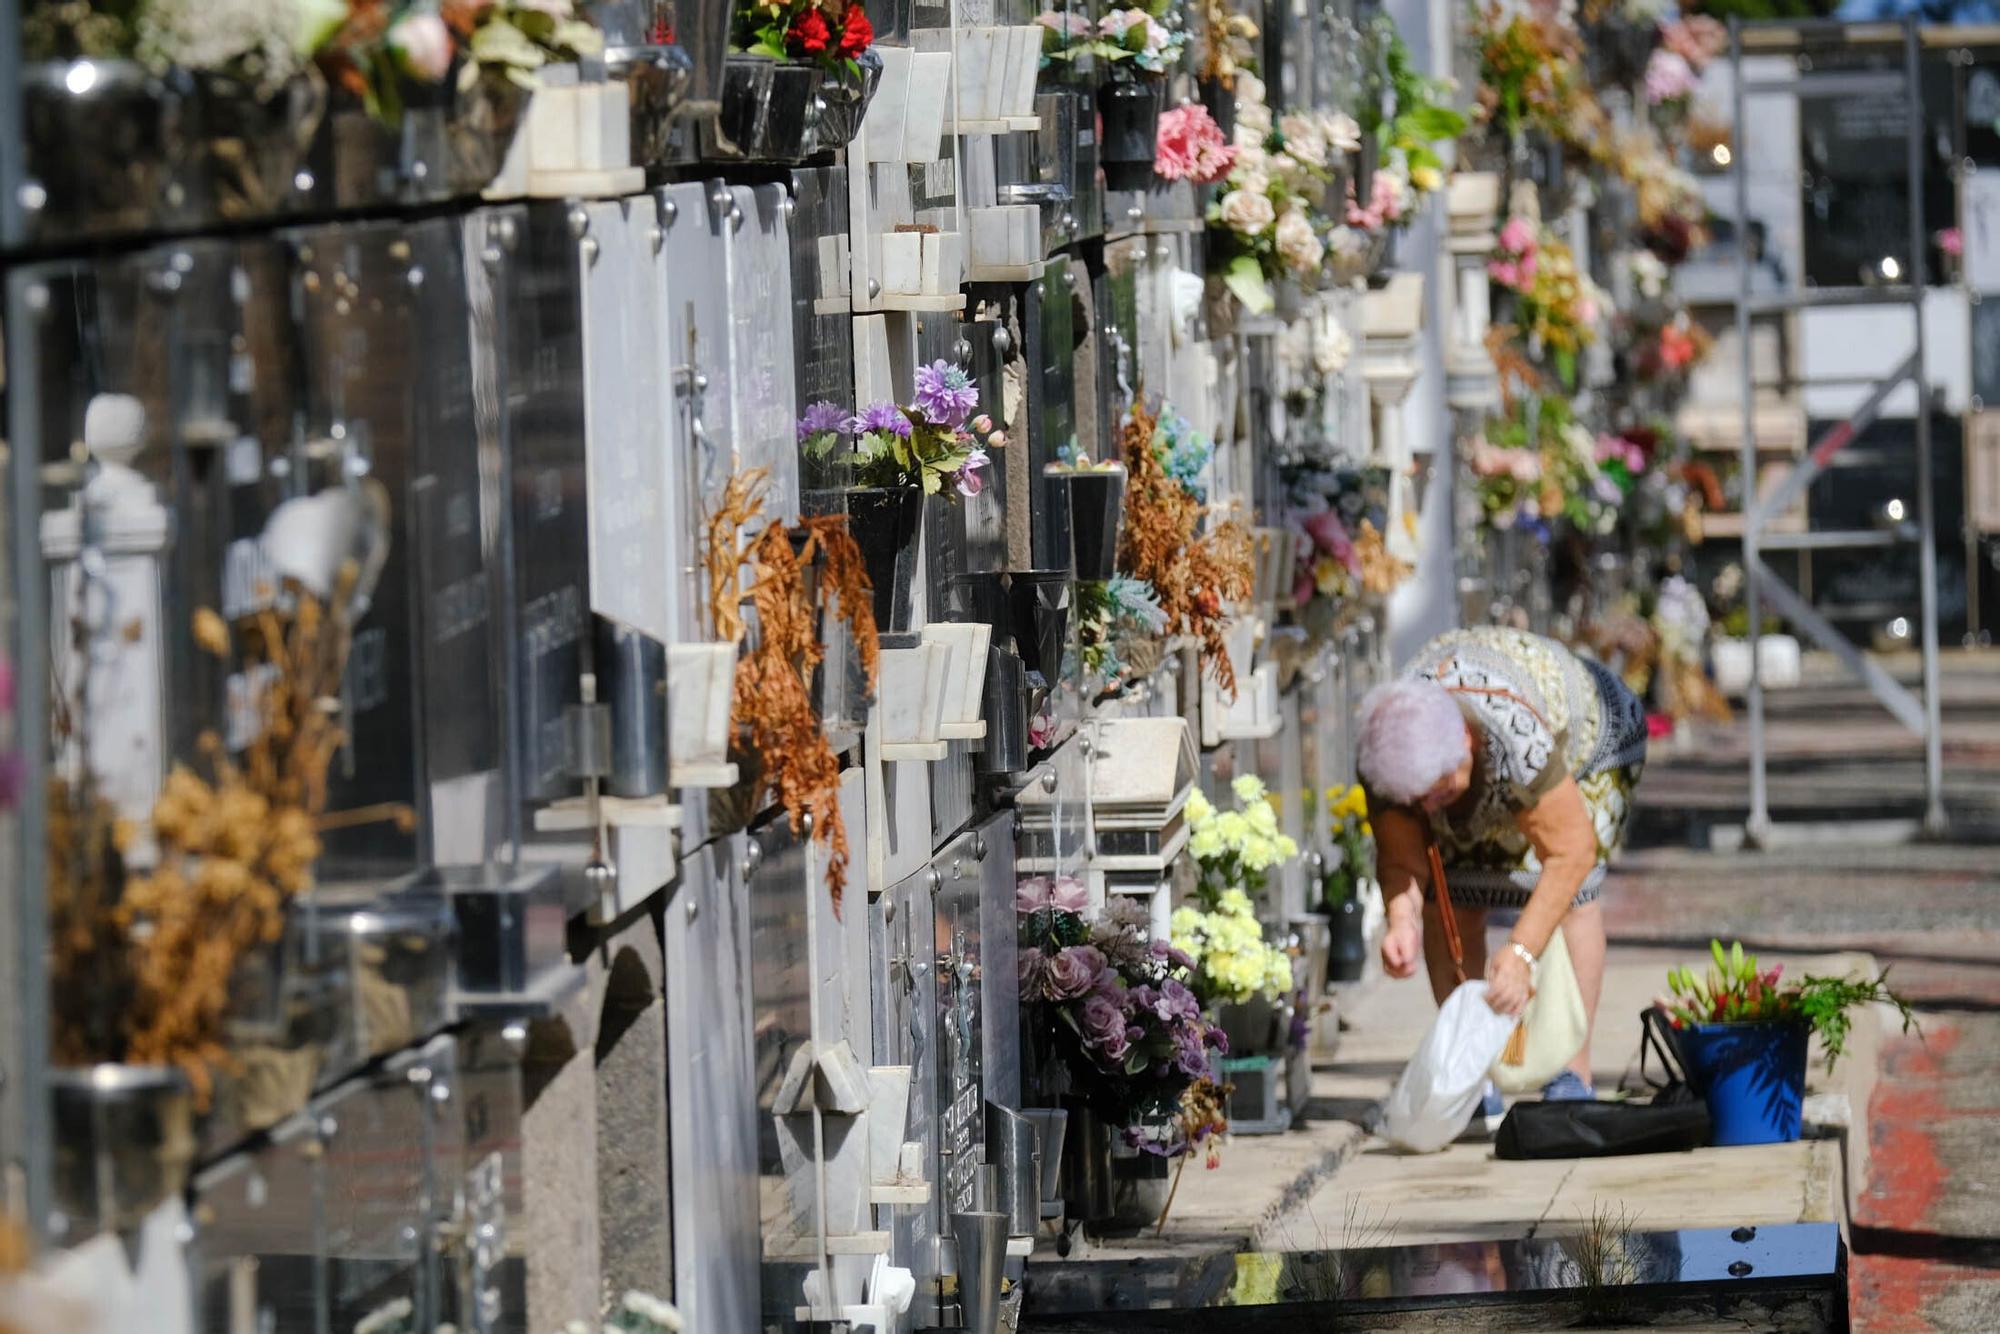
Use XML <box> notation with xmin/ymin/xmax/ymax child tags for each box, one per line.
<box><xmin>1541</xmin><ymin>1070</ymin><xmax>1596</xmax><ymax>1102</ymax></box>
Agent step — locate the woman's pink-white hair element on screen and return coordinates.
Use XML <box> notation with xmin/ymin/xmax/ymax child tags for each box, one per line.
<box><xmin>1356</xmin><ymin>679</ymin><xmax>1471</xmax><ymax>804</ymax></box>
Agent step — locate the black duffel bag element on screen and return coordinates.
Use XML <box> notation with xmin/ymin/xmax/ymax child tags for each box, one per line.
<box><xmin>1495</xmin><ymin>1007</ymin><xmax>1711</xmax><ymax>1160</ymax></box>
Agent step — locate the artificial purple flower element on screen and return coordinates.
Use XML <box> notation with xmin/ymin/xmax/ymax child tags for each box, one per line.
<box><xmin>1080</xmin><ymin>993</ymin><xmax>1129</xmax><ymax>1055</ymax></box>
<box><xmin>1150</xmin><ymin>940</ymin><xmax>1198</xmax><ymax>972</ymax></box>
<box><xmin>955</xmin><ymin>448</ymin><xmax>991</xmax><ymax>498</ymax></box>
<box><xmin>1050</xmin><ymin>876</ymin><xmax>1090</xmax><ymax>914</ymax></box>
<box><xmin>912</xmin><ymin>360</ymin><xmax>979</xmax><ymax>429</ymax></box>
<box><xmin>848</xmin><ymin>402</ymin><xmax>912</xmax><ymax>438</ymax></box>
<box><xmin>796</xmin><ymin>400</ymin><xmax>848</xmax><ymax>443</ymax></box>
<box><xmin>1018</xmin><ymin>950</ymin><xmax>1052</xmax><ymax>1001</ymax></box>
<box><xmin>1134</xmin><ymin>983</ymin><xmax>1194</xmax><ymax>1025</ymax></box>
<box><xmin>1173</xmin><ymin>1024</ymin><xmax>1214</xmax><ymax>1079</ymax></box>
<box><xmin>1092</xmin><ymin>966</ymin><xmax>1124</xmax><ymax>998</ymax></box>
<box><xmin>1015</xmin><ymin>875</ymin><xmax>1052</xmax><ymax>915</ymax></box>
<box><xmin>1050</xmin><ymin>945</ymin><xmax>1105</xmax><ymax>998</ymax></box>
<box><xmin>1207</xmin><ymin>1022</ymin><xmax>1230</xmax><ymax>1058</ymax></box>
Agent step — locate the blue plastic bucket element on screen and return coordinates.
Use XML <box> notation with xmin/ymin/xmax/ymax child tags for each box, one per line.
<box><xmin>1675</xmin><ymin>1021</ymin><xmax>1809</xmax><ymax>1146</ymax></box>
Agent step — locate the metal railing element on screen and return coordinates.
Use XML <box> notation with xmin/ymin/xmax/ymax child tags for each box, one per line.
<box><xmin>1727</xmin><ymin>15</ymin><xmax>1946</xmax><ymax>840</ymax></box>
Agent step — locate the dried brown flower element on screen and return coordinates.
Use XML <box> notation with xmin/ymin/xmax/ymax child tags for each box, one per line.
<box><xmin>49</xmin><ymin>568</ymin><xmax>367</xmax><ymax>1106</ymax></box>
<box><xmin>705</xmin><ymin>473</ymin><xmax>880</xmax><ymax>915</ymax></box>
<box><xmin>1355</xmin><ymin>520</ymin><xmax>1412</xmax><ymax>598</ymax></box>
<box><xmin>1116</xmin><ymin>402</ymin><xmax>1254</xmax><ymax>695</ymax></box>
<box><xmin>192</xmin><ymin>607</ymin><xmax>231</xmax><ymax>658</ymax></box>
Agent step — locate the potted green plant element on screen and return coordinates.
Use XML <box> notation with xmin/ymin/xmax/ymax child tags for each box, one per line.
<box><xmin>1662</xmin><ymin>941</ymin><xmax>1916</xmax><ymax>1147</ymax></box>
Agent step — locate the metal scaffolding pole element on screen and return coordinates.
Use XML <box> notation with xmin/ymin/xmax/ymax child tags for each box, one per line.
<box><xmin>1907</xmin><ymin>22</ymin><xmax>1949</xmax><ymax>831</ymax></box>
<box><xmin>1730</xmin><ymin>18</ymin><xmax>1769</xmax><ymax>841</ymax></box>
<box><xmin>0</xmin><ymin>0</ymin><xmax>51</xmax><ymax>1232</ymax></box>
<box><xmin>1729</xmin><ymin>16</ymin><xmax>1946</xmax><ymax>843</ymax></box>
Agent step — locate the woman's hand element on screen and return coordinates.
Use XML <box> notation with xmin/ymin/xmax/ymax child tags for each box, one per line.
<box><xmin>1381</xmin><ymin>918</ymin><xmax>1423</xmax><ymax>979</ymax></box>
<box><xmin>1484</xmin><ymin>946</ymin><xmax>1533</xmax><ymax>1016</ymax></box>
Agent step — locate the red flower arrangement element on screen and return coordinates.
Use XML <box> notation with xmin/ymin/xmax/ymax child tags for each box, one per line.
<box><xmin>790</xmin><ymin>8</ymin><xmax>831</xmax><ymax>55</ymax></box>
<box><xmin>737</xmin><ymin>0</ymin><xmax>874</xmax><ymax>74</ymax></box>
<box><xmin>839</xmin><ymin>5</ymin><xmax>873</xmax><ymax>57</ymax></box>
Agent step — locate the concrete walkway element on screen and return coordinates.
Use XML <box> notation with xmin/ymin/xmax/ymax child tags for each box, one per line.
<box><xmin>1264</xmin><ymin>943</ymin><xmax>1864</xmax><ymax>1253</ymax></box>
<box><xmin>1071</xmin><ymin>941</ymin><xmax>1871</xmax><ymax>1265</ymax></box>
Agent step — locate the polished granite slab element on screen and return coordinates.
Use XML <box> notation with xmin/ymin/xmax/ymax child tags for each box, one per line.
<box><xmin>1020</xmin><ymin>1222</ymin><xmax>1843</xmax><ymax>1326</ymax></box>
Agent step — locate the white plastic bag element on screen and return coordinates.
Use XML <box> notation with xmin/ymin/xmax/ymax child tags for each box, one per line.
<box><xmin>1380</xmin><ymin>981</ymin><xmax>1521</xmax><ymax>1152</ymax></box>
<box><xmin>1490</xmin><ymin>927</ymin><xmax>1589</xmax><ymax>1095</ymax></box>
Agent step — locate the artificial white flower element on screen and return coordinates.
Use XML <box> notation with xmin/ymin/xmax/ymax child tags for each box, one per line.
<box><xmin>1219</xmin><ymin>188</ymin><xmax>1277</xmax><ymax>236</ymax></box>
<box><xmin>1327</xmin><ymin>225</ymin><xmax>1369</xmax><ymax>260</ymax></box>
<box><xmin>1228</xmin><ymin>163</ymin><xmax>1271</xmax><ymax>199</ymax></box>
<box><xmin>1321</xmin><ymin>110</ymin><xmax>1362</xmax><ymax>154</ymax></box>
<box><xmin>1630</xmin><ymin>250</ymin><xmax>1669</xmax><ymax>300</ymax></box>
<box><xmin>1276</xmin><ymin>207</ymin><xmax>1325</xmax><ymax>275</ymax></box>
<box><xmin>1313</xmin><ymin>320</ymin><xmax>1353</xmax><ymax>376</ymax></box>
<box><xmin>1278</xmin><ymin>112</ymin><xmax>1329</xmax><ymax>168</ymax></box>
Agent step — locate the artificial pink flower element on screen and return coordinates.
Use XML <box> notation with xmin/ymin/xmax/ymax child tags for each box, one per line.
<box><xmin>389</xmin><ymin>13</ymin><xmax>454</xmax><ymax>82</ymax></box>
<box><xmin>1660</xmin><ymin>16</ymin><xmax>1727</xmax><ymax>71</ymax></box>
<box><xmin>1645</xmin><ymin>49</ymin><xmax>1698</xmax><ymax>105</ymax></box>
<box><xmin>1302</xmin><ymin>509</ymin><xmax>1355</xmax><ymax>566</ymax></box>
<box><xmin>1497</xmin><ymin>216</ymin><xmax>1536</xmax><ymax>255</ymax></box>
<box><xmin>1050</xmin><ymin>876</ymin><xmax>1090</xmax><ymax>913</ymax></box>
<box><xmin>1155</xmin><ymin>103</ymin><xmax>1237</xmax><ymax>185</ymax></box>
<box><xmin>1938</xmin><ymin>227</ymin><xmax>1965</xmax><ymax>258</ymax></box>
<box><xmin>1015</xmin><ymin>876</ymin><xmax>1053</xmax><ymax>914</ymax></box>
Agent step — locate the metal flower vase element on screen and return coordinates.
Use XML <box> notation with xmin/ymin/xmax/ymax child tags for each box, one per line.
<box><xmin>705</xmin><ymin>54</ymin><xmax>824</xmax><ymax>163</ymax></box>
<box><xmin>1061</xmin><ymin>467</ymin><xmax>1128</xmax><ymax>582</ymax></box>
<box><xmin>50</xmin><ymin>1065</ymin><xmax>198</xmax><ymax>1242</ymax></box>
<box><xmin>847</xmin><ymin>486</ymin><xmax>925</xmax><ymax>634</ymax></box>
<box><xmin>1059</xmin><ymin>1104</ymin><xmax>1116</xmax><ymax>1225</ymax></box>
<box><xmin>184</xmin><ymin>68</ymin><xmax>327</xmax><ymax>222</ymax></box>
<box><xmin>1007</xmin><ymin>570</ymin><xmax>1073</xmax><ymax>690</ymax></box>
<box><xmin>816</xmin><ymin>48</ymin><xmax>884</xmax><ymax>151</ymax></box>
<box><xmin>322</xmin><ymin>68</ymin><xmax>528</xmax><ymax>207</ymax></box>
<box><xmin>1217</xmin><ymin>994</ymin><xmax>1290</xmax><ymax>1057</ymax></box>
<box><xmin>1098</xmin><ymin>79</ymin><xmax>1166</xmax><ymax>192</ymax></box>
<box><xmin>19</xmin><ymin>59</ymin><xmax>181</xmax><ymax>241</ymax></box>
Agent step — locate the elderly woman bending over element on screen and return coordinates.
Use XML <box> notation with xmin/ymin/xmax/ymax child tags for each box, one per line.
<box><xmin>1355</xmin><ymin>626</ymin><xmax>1648</xmax><ymax>1101</ymax></box>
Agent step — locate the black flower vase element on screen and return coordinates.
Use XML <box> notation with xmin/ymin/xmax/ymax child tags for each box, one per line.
<box><xmin>1007</xmin><ymin>570</ymin><xmax>1072</xmax><ymax>688</ymax></box>
<box><xmin>1329</xmin><ymin>893</ymin><xmax>1368</xmax><ymax>985</ymax></box>
<box><xmin>847</xmin><ymin>486</ymin><xmax>923</xmax><ymax>633</ymax></box>
<box><xmin>1099</xmin><ymin>79</ymin><xmax>1165</xmax><ymax>192</ymax></box>
<box><xmin>1064</xmin><ymin>469</ymin><xmax>1128</xmax><ymax>581</ymax></box>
